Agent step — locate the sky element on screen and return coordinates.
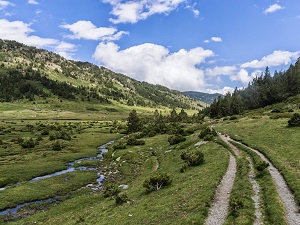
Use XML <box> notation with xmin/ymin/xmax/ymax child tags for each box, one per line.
<box><xmin>0</xmin><ymin>0</ymin><xmax>299</xmax><ymax>94</ymax></box>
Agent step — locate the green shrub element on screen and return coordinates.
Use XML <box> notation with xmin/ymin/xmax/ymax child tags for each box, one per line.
<box><xmin>180</xmin><ymin>151</ymin><xmax>205</xmax><ymax>167</ymax></box>
<box><xmin>229</xmin><ymin>197</ymin><xmax>244</xmax><ymax>216</ymax></box>
<box><xmin>21</xmin><ymin>138</ymin><xmax>36</xmax><ymax>148</ymax></box>
<box><xmin>52</xmin><ymin>141</ymin><xmax>62</xmax><ymax>151</ymax></box>
<box><xmin>168</xmin><ymin>135</ymin><xmax>186</xmax><ymax>145</ymax></box>
<box><xmin>199</xmin><ymin>127</ymin><xmax>217</xmax><ymax>140</ymax></box>
<box><xmin>288</xmin><ymin>113</ymin><xmax>300</xmax><ymax>127</ymax></box>
<box><xmin>115</xmin><ymin>193</ymin><xmax>129</xmax><ymax>205</ymax></box>
<box><xmin>113</xmin><ymin>141</ymin><xmax>127</xmax><ymax>150</ymax></box>
<box><xmin>126</xmin><ymin>138</ymin><xmax>145</xmax><ymax>146</ymax></box>
<box><xmin>103</xmin><ymin>184</ymin><xmax>121</xmax><ymax>198</ymax></box>
<box><xmin>255</xmin><ymin>161</ymin><xmax>269</xmax><ymax>172</ymax></box>
<box><xmin>143</xmin><ymin>173</ymin><xmax>172</xmax><ymax>192</ymax></box>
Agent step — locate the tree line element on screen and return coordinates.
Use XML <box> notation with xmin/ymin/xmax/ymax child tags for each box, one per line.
<box><xmin>0</xmin><ymin>66</ymin><xmax>109</xmax><ymax>103</ymax></box>
<box><xmin>205</xmin><ymin>58</ymin><xmax>300</xmax><ymax>118</ymax></box>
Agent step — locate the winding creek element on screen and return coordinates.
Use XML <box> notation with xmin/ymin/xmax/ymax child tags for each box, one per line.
<box><xmin>0</xmin><ymin>140</ymin><xmax>114</xmax><ymax>219</ymax></box>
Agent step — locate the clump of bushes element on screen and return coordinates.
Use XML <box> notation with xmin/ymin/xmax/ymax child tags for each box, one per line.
<box><xmin>255</xmin><ymin>161</ymin><xmax>269</xmax><ymax>177</ymax></box>
<box><xmin>143</xmin><ymin>173</ymin><xmax>172</xmax><ymax>192</ymax></box>
<box><xmin>112</xmin><ymin>141</ymin><xmax>127</xmax><ymax>150</ymax></box>
<box><xmin>115</xmin><ymin>193</ymin><xmax>129</xmax><ymax>205</ymax></box>
<box><xmin>288</xmin><ymin>113</ymin><xmax>300</xmax><ymax>127</ymax></box>
<box><xmin>126</xmin><ymin>138</ymin><xmax>145</xmax><ymax>146</ymax></box>
<box><xmin>199</xmin><ymin>126</ymin><xmax>217</xmax><ymax>141</ymax></box>
<box><xmin>168</xmin><ymin>135</ymin><xmax>186</xmax><ymax>145</ymax></box>
<box><xmin>21</xmin><ymin>138</ymin><xmax>36</xmax><ymax>148</ymax></box>
<box><xmin>181</xmin><ymin>151</ymin><xmax>205</xmax><ymax>166</ymax></box>
<box><xmin>180</xmin><ymin>150</ymin><xmax>205</xmax><ymax>172</ymax></box>
<box><xmin>52</xmin><ymin>141</ymin><xmax>62</xmax><ymax>151</ymax></box>
<box><xmin>103</xmin><ymin>184</ymin><xmax>121</xmax><ymax>198</ymax></box>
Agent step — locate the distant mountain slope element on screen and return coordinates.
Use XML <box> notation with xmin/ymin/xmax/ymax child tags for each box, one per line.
<box><xmin>182</xmin><ymin>91</ymin><xmax>222</xmax><ymax>105</ymax></box>
<box><xmin>0</xmin><ymin>39</ymin><xmax>205</xmax><ymax>109</ymax></box>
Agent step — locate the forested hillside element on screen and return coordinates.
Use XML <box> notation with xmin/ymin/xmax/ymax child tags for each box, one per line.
<box><xmin>206</xmin><ymin>59</ymin><xmax>300</xmax><ymax>118</ymax></box>
<box><xmin>182</xmin><ymin>91</ymin><xmax>222</xmax><ymax>104</ymax></box>
<box><xmin>0</xmin><ymin>39</ymin><xmax>204</xmax><ymax>110</ymax></box>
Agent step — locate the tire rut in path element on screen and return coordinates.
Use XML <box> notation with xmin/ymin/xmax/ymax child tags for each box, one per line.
<box><xmin>205</xmin><ymin>152</ymin><xmax>236</xmax><ymax>225</ymax></box>
<box><xmin>230</xmin><ymin>138</ymin><xmax>300</xmax><ymax>225</ymax></box>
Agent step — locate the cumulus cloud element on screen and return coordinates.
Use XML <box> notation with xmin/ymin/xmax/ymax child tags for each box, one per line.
<box><xmin>230</xmin><ymin>69</ymin><xmax>254</xmax><ymax>85</ymax></box>
<box><xmin>27</xmin><ymin>0</ymin><xmax>39</xmax><ymax>5</ymax></box>
<box><xmin>264</xmin><ymin>4</ymin><xmax>284</xmax><ymax>14</ymax></box>
<box><xmin>205</xmin><ymin>66</ymin><xmax>237</xmax><ymax>76</ymax></box>
<box><xmin>0</xmin><ymin>0</ymin><xmax>14</xmax><ymax>9</ymax></box>
<box><xmin>204</xmin><ymin>36</ymin><xmax>222</xmax><ymax>43</ymax></box>
<box><xmin>60</xmin><ymin>20</ymin><xmax>128</xmax><ymax>41</ymax></box>
<box><xmin>0</xmin><ymin>19</ymin><xmax>76</xmax><ymax>58</ymax></box>
<box><xmin>206</xmin><ymin>86</ymin><xmax>235</xmax><ymax>95</ymax></box>
<box><xmin>211</xmin><ymin>37</ymin><xmax>222</xmax><ymax>42</ymax></box>
<box><xmin>103</xmin><ymin>0</ymin><xmax>195</xmax><ymax>24</ymax></box>
<box><xmin>241</xmin><ymin>50</ymin><xmax>300</xmax><ymax>69</ymax></box>
<box><xmin>93</xmin><ymin>42</ymin><xmax>214</xmax><ymax>91</ymax></box>
<box><xmin>54</xmin><ymin>42</ymin><xmax>77</xmax><ymax>59</ymax></box>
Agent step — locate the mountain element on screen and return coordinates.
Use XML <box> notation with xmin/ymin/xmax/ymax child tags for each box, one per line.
<box><xmin>0</xmin><ymin>39</ymin><xmax>205</xmax><ymax>110</ymax></box>
<box><xmin>182</xmin><ymin>91</ymin><xmax>222</xmax><ymax>105</ymax></box>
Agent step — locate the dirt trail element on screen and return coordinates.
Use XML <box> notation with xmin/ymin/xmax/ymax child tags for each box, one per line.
<box><xmin>219</xmin><ymin>134</ymin><xmax>240</xmax><ymax>157</ymax></box>
<box><xmin>205</xmin><ymin>152</ymin><xmax>236</xmax><ymax>225</ymax></box>
<box><xmin>229</xmin><ymin>137</ymin><xmax>300</xmax><ymax>225</ymax></box>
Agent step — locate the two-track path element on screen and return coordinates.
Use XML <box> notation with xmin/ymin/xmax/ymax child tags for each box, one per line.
<box><xmin>227</xmin><ymin>136</ymin><xmax>300</xmax><ymax>225</ymax></box>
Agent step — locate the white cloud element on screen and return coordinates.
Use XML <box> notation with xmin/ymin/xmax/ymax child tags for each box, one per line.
<box><xmin>206</xmin><ymin>86</ymin><xmax>235</xmax><ymax>95</ymax></box>
<box><xmin>241</xmin><ymin>50</ymin><xmax>300</xmax><ymax>68</ymax></box>
<box><xmin>60</xmin><ymin>20</ymin><xmax>128</xmax><ymax>41</ymax></box>
<box><xmin>211</xmin><ymin>37</ymin><xmax>222</xmax><ymax>42</ymax></box>
<box><xmin>54</xmin><ymin>42</ymin><xmax>77</xmax><ymax>59</ymax></box>
<box><xmin>0</xmin><ymin>0</ymin><xmax>14</xmax><ymax>9</ymax></box>
<box><xmin>103</xmin><ymin>0</ymin><xmax>194</xmax><ymax>24</ymax></box>
<box><xmin>205</xmin><ymin>66</ymin><xmax>237</xmax><ymax>76</ymax></box>
<box><xmin>0</xmin><ymin>19</ymin><xmax>77</xmax><ymax>58</ymax></box>
<box><xmin>28</xmin><ymin>0</ymin><xmax>39</xmax><ymax>5</ymax></box>
<box><xmin>93</xmin><ymin>42</ymin><xmax>214</xmax><ymax>91</ymax></box>
<box><xmin>204</xmin><ymin>37</ymin><xmax>222</xmax><ymax>43</ymax></box>
<box><xmin>230</xmin><ymin>69</ymin><xmax>254</xmax><ymax>85</ymax></box>
<box><xmin>264</xmin><ymin>4</ymin><xmax>284</xmax><ymax>14</ymax></box>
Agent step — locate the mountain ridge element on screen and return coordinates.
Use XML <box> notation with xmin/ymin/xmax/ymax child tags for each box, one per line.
<box><xmin>0</xmin><ymin>39</ymin><xmax>206</xmax><ymax>110</ymax></box>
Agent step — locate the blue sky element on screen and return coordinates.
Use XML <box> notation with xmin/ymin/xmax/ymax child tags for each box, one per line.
<box><xmin>0</xmin><ymin>0</ymin><xmax>299</xmax><ymax>94</ymax></box>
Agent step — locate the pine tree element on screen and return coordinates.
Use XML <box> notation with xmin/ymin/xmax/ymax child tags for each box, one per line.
<box><xmin>127</xmin><ymin>110</ymin><xmax>141</xmax><ymax>133</ymax></box>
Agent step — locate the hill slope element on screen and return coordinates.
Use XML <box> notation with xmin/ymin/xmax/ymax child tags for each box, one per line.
<box><xmin>0</xmin><ymin>39</ymin><xmax>205</xmax><ymax>110</ymax></box>
<box><xmin>182</xmin><ymin>91</ymin><xmax>222</xmax><ymax>105</ymax></box>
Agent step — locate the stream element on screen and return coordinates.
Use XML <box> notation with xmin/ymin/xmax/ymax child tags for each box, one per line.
<box><xmin>0</xmin><ymin>140</ymin><xmax>114</xmax><ymax>219</ymax></box>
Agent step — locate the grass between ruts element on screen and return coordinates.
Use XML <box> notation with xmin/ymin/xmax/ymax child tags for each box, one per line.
<box><xmin>9</xmin><ymin>132</ymin><xmax>230</xmax><ymax>225</ymax></box>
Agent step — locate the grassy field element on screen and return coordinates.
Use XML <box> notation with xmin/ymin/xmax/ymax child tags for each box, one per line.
<box><xmin>1</xmin><ymin>124</ymin><xmax>230</xmax><ymax>224</ymax></box>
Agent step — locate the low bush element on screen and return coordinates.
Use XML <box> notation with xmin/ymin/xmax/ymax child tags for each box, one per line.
<box><xmin>21</xmin><ymin>138</ymin><xmax>36</xmax><ymax>148</ymax></box>
<box><xmin>168</xmin><ymin>135</ymin><xmax>186</xmax><ymax>145</ymax></box>
<box><xmin>112</xmin><ymin>141</ymin><xmax>127</xmax><ymax>150</ymax></box>
<box><xmin>115</xmin><ymin>193</ymin><xmax>129</xmax><ymax>205</ymax></box>
<box><xmin>126</xmin><ymin>138</ymin><xmax>145</xmax><ymax>146</ymax></box>
<box><xmin>103</xmin><ymin>184</ymin><xmax>121</xmax><ymax>198</ymax></box>
<box><xmin>199</xmin><ymin>127</ymin><xmax>217</xmax><ymax>140</ymax></box>
<box><xmin>180</xmin><ymin>151</ymin><xmax>205</xmax><ymax>167</ymax></box>
<box><xmin>288</xmin><ymin>113</ymin><xmax>300</xmax><ymax>127</ymax></box>
<box><xmin>143</xmin><ymin>173</ymin><xmax>172</xmax><ymax>192</ymax></box>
